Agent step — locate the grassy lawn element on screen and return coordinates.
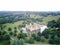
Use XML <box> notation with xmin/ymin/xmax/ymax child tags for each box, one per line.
<box><xmin>30</xmin><ymin>14</ymin><xmax>43</xmax><ymax>19</ymax></box>
<box><xmin>0</xmin><ymin>41</ymin><xmax>9</xmax><ymax>45</ymax></box>
<box><xmin>39</xmin><ymin>15</ymin><xmax>60</xmax><ymax>25</ymax></box>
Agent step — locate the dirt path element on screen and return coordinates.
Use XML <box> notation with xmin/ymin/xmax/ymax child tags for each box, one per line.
<box><xmin>27</xmin><ymin>44</ymin><xmax>51</xmax><ymax>45</ymax></box>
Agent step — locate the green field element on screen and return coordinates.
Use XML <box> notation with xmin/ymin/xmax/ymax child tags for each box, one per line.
<box><xmin>0</xmin><ymin>15</ymin><xmax>59</xmax><ymax>36</ymax></box>
<box><xmin>2</xmin><ymin>15</ymin><xmax>60</xmax><ymax>30</ymax></box>
<box><xmin>39</xmin><ymin>15</ymin><xmax>60</xmax><ymax>24</ymax></box>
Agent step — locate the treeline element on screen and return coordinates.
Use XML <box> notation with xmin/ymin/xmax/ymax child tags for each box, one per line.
<box><xmin>0</xmin><ymin>14</ymin><xmax>42</xmax><ymax>24</ymax></box>
<box><xmin>0</xmin><ymin>11</ymin><xmax>60</xmax><ymax>18</ymax></box>
<box><xmin>0</xmin><ymin>11</ymin><xmax>60</xmax><ymax>24</ymax></box>
<box><xmin>0</xmin><ymin>11</ymin><xmax>60</xmax><ymax>16</ymax></box>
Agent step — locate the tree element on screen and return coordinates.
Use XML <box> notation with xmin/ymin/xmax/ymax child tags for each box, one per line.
<box><xmin>49</xmin><ymin>35</ymin><xmax>60</xmax><ymax>44</ymax></box>
<box><xmin>14</xmin><ymin>27</ymin><xmax>17</xmax><ymax>33</ymax></box>
<box><xmin>13</xmin><ymin>32</ymin><xmax>17</xmax><ymax>36</ymax></box>
<box><xmin>57</xmin><ymin>18</ymin><xmax>60</xmax><ymax>28</ymax></box>
<box><xmin>31</xmin><ymin>33</ymin><xmax>37</xmax><ymax>40</ymax></box>
<box><xmin>32</xmin><ymin>33</ymin><xmax>41</xmax><ymax>41</ymax></box>
<box><xmin>47</xmin><ymin>18</ymin><xmax>60</xmax><ymax>28</ymax></box>
<box><xmin>18</xmin><ymin>33</ymin><xmax>26</xmax><ymax>39</ymax></box>
<box><xmin>3</xmin><ymin>34</ymin><xmax>10</xmax><ymax>40</ymax></box>
<box><xmin>32</xmin><ymin>33</ymin><xmax>36</xmax><ymax>37</ymax></box>
<box><xmin>0</xmin><ymin>30</ymin><xmax>10</xmax><ymax>45</ymax></box>
<box><xmin>35</xmin><ymin>35</ymin><xmax>41</xmax><ymax>41</ymax></box>
<box><xmin>0</xmin><ymin>24</ymin><xmax>3</xmax><ymax>30</ymax></box>
<box><xmin>8</xmin><ymin>27</ymin><xmax>12</xmax><ymax>31</ymax></box>
<box><xmin>0</xmin><ymin>30</ymin><xmax>3</xmax><ymax>41</ymax></box>
<box><xmin>42</xmin><ymin>29</ymin><xmax>51</xmax><ymax>39</ymax></box>
<box><xmin>48</xmin><ymin>28</ymin><xmax>56</xmax><ymax>39</ymax></box>
<box><xmin>37</xmin><ymin>32</ymin><xmax>41</xmax><ymax>36</ymax></box>
<box><xmin>9</xmin><ymin>31</ymin><xmax>13</xmax><ymax>36</ymax></box>
<box><xmin>14</xmin><ymin>27</ymin><xmax>17</xmax><ymax>30</ymax></box>
<box><xmin>1</xmin><ymin>30</ymin><xmax>7</xmax><ymax>35</ymax></box>
<box><xmin>47</xmin><ymin>20</ymin><xmax>57</xmax><ymax>28</ymax></box>
<box><xmin>56</xmin><ymin>28</ymin><xmax>60</xmax><ymax>37</ymax></box>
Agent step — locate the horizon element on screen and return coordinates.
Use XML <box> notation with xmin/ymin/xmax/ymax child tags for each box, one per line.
<box><xmin>0</xmin><ymin>10</ymin><xmax>60</xmax><ymax>12</ymax></box>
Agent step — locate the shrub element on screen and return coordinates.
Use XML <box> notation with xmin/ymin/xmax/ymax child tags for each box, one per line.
<box><xmin>35</xmin><ymin>36</ymin><xmax>41</xmax><ymax>41</ymax></box>
<box><xmin>37</xmin><ymin>32</ymin><xmax>41</xmax><ymax>36</ymax></box>
<box><xmin>32</xmin><ymin>33</ymin><xmax>41</xmax><ymax>41</ymax></box>
<box><xmin>31</xmin><ymin>33</ymin><xmax>36</xmax><ymax>40</ymax></box>
<box><xmin>3</xmin><ymin>34</ymin><xmax>10</xmax><ymax>40</ymax></box>
<box><xmin>9</xmin><ymin>31</ymin><xmax>13</xmax><ymax>36</ymax></box>
<box><xmin>8</xmin><ymin>27</ymin><xmax>12</xmax><ymax>31</ymax></box>
<box><xmin>49</xmin><ymin>36</ymin><xmax>60</xmax><ymax>44</ymax></box>
<box><xmin>40</xmin><ymin>37</ymin><xmax>45</xmax><ymax>42</ymax></box>
<box><xmin>11</xmin><ymin>39</ymin><xmax>25</xmax><ymax>45</ymax></box>
<box><xmin>1</xmin><ymin>30</ymin><xmax>7</xmax><ymax>35</ymax></box>
<box><xmin>27</xmin><ymin>37</ymin><xmax>34</xmax><ymax>44</ymax></box>
<box><xmin>13</xmin><ymin>33</ymin><xmax>17</xmax><ymax>36</ymax></box>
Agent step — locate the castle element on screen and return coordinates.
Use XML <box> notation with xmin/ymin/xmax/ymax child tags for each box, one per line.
<box><xmin>22</xmin><ymin>23</ymin><xmax>47</xmax><ymax>33</ymax></box>
<box><xmin>26</xmin><ymin>23</ymin><xmax>40</xmax><ymax>31</ymax></box>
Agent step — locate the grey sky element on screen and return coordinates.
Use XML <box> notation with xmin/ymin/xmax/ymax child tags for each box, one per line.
<box><xmin>0</xmin><ymin>0</ymin><xmax>60</xmax><ymax>11</ymax></box>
